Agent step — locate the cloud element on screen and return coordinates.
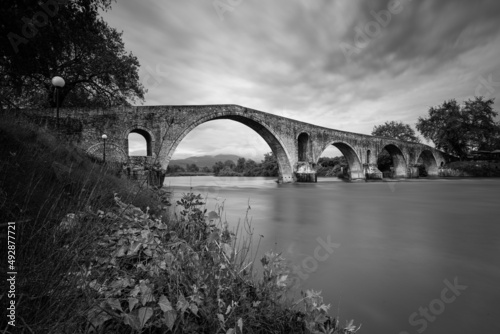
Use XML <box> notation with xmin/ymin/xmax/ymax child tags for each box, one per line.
<box><xmin>102</xmin><ymin>0</ymin><xmax>500</xmax><ymax>160</ymax></box>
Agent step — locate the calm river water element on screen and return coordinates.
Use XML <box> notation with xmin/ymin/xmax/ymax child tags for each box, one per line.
<box><xmin>163</xmin><ymin>176</ymin><xmax>500</xmax><ymax>334</ymax></box>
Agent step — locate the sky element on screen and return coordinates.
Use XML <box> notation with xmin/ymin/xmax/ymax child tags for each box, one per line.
<box><xmin>102</xmin><ymin>0</ymin><xmax>500</xmax><ymax>160</ymax></box>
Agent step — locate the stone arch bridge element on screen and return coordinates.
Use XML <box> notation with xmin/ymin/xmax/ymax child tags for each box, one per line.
<box><xmin>30</xmin><ymin>104</ymin><xmax>453</xmax><ymax>183</ymax></box>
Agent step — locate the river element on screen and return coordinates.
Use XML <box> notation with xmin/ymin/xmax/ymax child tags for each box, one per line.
<box><xmin>163</xmin><ymin>176</ymin><xmax>500</xmax><ymax>334</ymax></box>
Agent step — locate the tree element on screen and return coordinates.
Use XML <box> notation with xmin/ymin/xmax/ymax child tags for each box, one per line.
<box><xmin>416</xmin><ymin>97</ymin><xmax>500</xmax><ymax>159</ymax></box>
<box><xmin>212</xmin><ymin>161</ymin><xmax>225</xmax><ymax>175</ymax></box>
<box><xmin>261</xmin><ymin>152</ymin><xmax>279</xmax><ymax>177</ymax></box>
<box><xmin>462</xmin><ymin>97</ymin><xmax>500</xmax><ymax>151</ymax></box>
<box><xmin>243</xmin><ymin>159</ymin><xmax>259</xmax><ymax>176</ymax></box>
<box><xmin>167</xmin><ymin>165</ymin><xmax>185</xmax><ymax>173</ymax></box>
<box><xmin>223</xmin><ymin>160</ymin><xmax>235</xmax><ymax>170</ymax></box>
<box><xmin>244</xmin><ymin>159</ymin><xmax>257</xmax><ymax>170</ymax></box>
<box><xmin>317</xmin><ymin>156</ymin><xmax>347</xmax><ymax>176</ymax></box>
<box><xmin>372</xmin><ymin>121</ymin><xmax>421</xmax><ymax>143</ymax></box>
<box><xmin>0</xmin><ymin>0</ymin><xmax>145</xmax><ymax>109</ymax></box>
<box><xmin>186</xmin><ymin>163</ymin><xmax>199</xmax><ymax>172</ymax></box>
<box><xmin>235</xmin><ymin>157</ymin><xmax>246</xmax><ymax>173</ymax></box>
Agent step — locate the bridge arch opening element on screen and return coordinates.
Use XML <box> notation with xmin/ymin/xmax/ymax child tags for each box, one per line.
<box><xmin>164</xmin><ymin>115</ymin><xmax>294</xmax><ymax>183</ymax></box>
<box><xmin>378</xmin><ymin>144</ymin><xmax>407</xmax><ymax>178</ymax></box>
<box><xmin>317</xmin><ymin>142</ymin><xmax>363</xmax><ymax>180</ymax></box>
<box><xmin>298</xmin><ymin>132</ymin><xmax>310</xmax><ymax>161</ymax></box>
<box><xmin>127</xmin><ymin>129</ymin><xmax>153</xmax><ymax>156</ymax></box>
<box><xmin>417</xmin><ymin>150</ymin><xmax>438</xmax><ymax>176</ymax></box>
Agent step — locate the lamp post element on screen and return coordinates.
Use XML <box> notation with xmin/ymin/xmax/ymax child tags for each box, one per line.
<box><xmin>102</xmin><ymin>134</ymin><xmax>107</xmax><ymax>163</ymax></box>
<box><xmin>51</xmin><ymin>76</ymin><xmax>65</xmax><ymax>129</ymax></box>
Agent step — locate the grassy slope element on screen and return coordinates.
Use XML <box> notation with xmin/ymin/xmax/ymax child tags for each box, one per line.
<box><xmin>0</xmin><ymin>113</ymin><xmax>358</xmax><ymax>334</ymax></box>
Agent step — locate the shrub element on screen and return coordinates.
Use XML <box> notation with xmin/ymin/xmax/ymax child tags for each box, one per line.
<box><xmin>443</xmin><ymin>161</ymin><xmax>500</xmax><ymax>177</ymax></box>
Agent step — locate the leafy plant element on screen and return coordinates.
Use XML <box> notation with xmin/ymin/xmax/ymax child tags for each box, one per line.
<box><xmin>67</xmin><ymin>193</ymin><xmax>360</xmax><ymax>333</ymax></box>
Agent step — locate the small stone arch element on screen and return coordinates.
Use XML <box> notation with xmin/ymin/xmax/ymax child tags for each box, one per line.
<box><xmin>418</xmin><ymin>150</ymin><xmax>439</xmax><ymax>176</ymax></box>
<box><xmin>366</xmin><ymin>149</ymin><xmax>371</xmax><ymax>164</ymax></box>
<box><xmin>380</xmin><ymin>144</ymin><xmax>407</xmax><ymax>177</ymax></box>
<box><xmin>297</xmin><ymin>132</ymin><xmax>310</xmax><ymax>161</ymax></box>
<box><xmin>124</xmin><ymin>126</ymin><xmax>156</xmax><ymax>156</ymax></box>
<box><xmin>86</xmin><ymin>143</ymin><xmax>128</xmax><ymax>163</ymax></box>
<box><xmin>318</xmin><ymin>141</ymin><xmax>364</xmax><ymax>180</ymax></box>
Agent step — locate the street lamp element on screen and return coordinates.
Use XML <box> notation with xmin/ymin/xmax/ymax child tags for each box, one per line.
<box><xmin>51</xmin><ymin>76</ymin><xmax>65</xmax><ymax>129</ymax></box>
<box><xmin>102</xmin><ymin>134</ymin><xmax>108</xmax><ymax>163</ymax></box>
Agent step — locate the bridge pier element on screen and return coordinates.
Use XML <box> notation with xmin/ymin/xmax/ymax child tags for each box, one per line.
<box><xmin>294</xmin><ymin>162</ymin><xmax>317</xmax><ymax>182</ymax></box>
<box><xmin>279</xmin><ymin>173</ymin><xmax>296</xmax><ymax>183</ymax></box>
<box><xmin>407</xmin><ymin>166</ymin><xmax>420</xmax><ymax>178</ymax></box>
<box><xmin>363</xmin><ymin>163</ymin><xmax>382</xmax><ymax>180</ymax></box>
<box><xmin>349</xmin><ymin>170</ymin><xmax>367</xmax><ymax>180</ymax></box>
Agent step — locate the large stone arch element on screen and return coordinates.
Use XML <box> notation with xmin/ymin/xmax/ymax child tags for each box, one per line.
<box><xmin>162</xmin><ymin>113</ymin><xmax>295</xmax><ymax>183</ymax></box>
<box><xmin>123</xmin><ymin>126</ymin><xmax>156</xmax><ymax>157</ymax></box>
<box><xmin>318</xmin><ymin>141</ymin><xmax>364</xmax><ymax>180</ymax></box>
<box><xmin>417</xmin><ymin>150</ymin><xmax>439</xmax><ymax>176</ymax></box>
<box><xmin>380</xmin><ymin>144</ymin><xmax>408</xmax><ymax>178</ymax></box>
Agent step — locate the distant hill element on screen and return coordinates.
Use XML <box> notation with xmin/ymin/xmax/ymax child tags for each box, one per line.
<box><xmin>169</xmin><ymin>154</ymin><xmax>242</xmax><ymax>169</ymax></box>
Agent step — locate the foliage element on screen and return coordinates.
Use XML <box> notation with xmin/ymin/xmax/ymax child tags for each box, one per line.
<box><xmin>218</xmin><ymin>166</ymin><xmax>243</xmax><ymax>176</ymax></box>
<box><xmin>0</xmin><ymin>0</ymin><xmax>145</xmax><ymax>109</ymax></box>
<box><xmin>416</xmin><ymin>97</ymin><xmax>500</xmax><ymax>159</ymax></box>
<box><xmin>212</xmin><ymin>161</ymin><xmax>225</xmax><ymax>175</ymax></box>
<box><xmin>316</xmin><ymin>156</ymin><xmax>347</xmax><ymax>177</ymax></box>
<box><xmin>224</xmin><ymin>159</ymin><xmax>236</xmax><ymax>169</ymax></box>
<box><xmin>209</xmin><ymin>152</ymin><xmax>280</xmax><ymax>177</ymax></box>
<box><xmin>186</xmin><ymin>163</ymin><xmax>199</xmax><ymax>172</ymax></box>
<box><xmin>166</xmin><ymin>153</ymin><xmax>280</xmax><ymax>178</ymax></box>
<box><xmin>235</xmin><ymin>157</ymin><xmax>246</xmax><ymax>173</ymax></box>
<box><xmin>167</xmin><ymin>165</ymin><xmax>186</xmax><ymax>173</ymax></box>
<box><xmin>69</xmin><ymin>193</ymin><xmax>360</xmax><ymax>333</ymax></box>
<box><xmin>0</xmin><ymin>112</ymin><xmax>168</xmax><ymax>333</ymax></box>
<box><xmin>372</xmin><ymin>121</ymin><xmax>420</xmax><ymax>143</ymax></box>
<box><xmin>260</xmin><ymin>152</ymin><xmax>279</xmax><ymax>177</ymax></box>
<box><xmin>442</xmin><ymin>161</ymin><xmax>500</xmax><ymax>177</ymax></box>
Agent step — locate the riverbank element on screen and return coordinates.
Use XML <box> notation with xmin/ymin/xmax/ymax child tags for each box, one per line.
<box><xmin>439</xmin><ymin>161</ymin><xmax>500</xmax><ymax>177</ymax></box>
<box><xmin>0</xmin><ymin>114</ymin><xmax>359</xmax><ymax>333</ymax></box>
<box><xmin>166</xmin><ymin>172</ymin><xmax>213</xmax><ymax>177</ymax></box>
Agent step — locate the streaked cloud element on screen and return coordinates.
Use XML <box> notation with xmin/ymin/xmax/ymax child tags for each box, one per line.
<box><xmin>103</xmin><ymin>0</ymin><xmax>500</xmax><ymax>160</ymax></box>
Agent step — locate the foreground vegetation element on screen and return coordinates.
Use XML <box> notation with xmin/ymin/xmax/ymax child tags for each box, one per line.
<box><xmin>0</xmin><ymin>115</ymin><xmax>360</xmax><ymax>333</ymax></box>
